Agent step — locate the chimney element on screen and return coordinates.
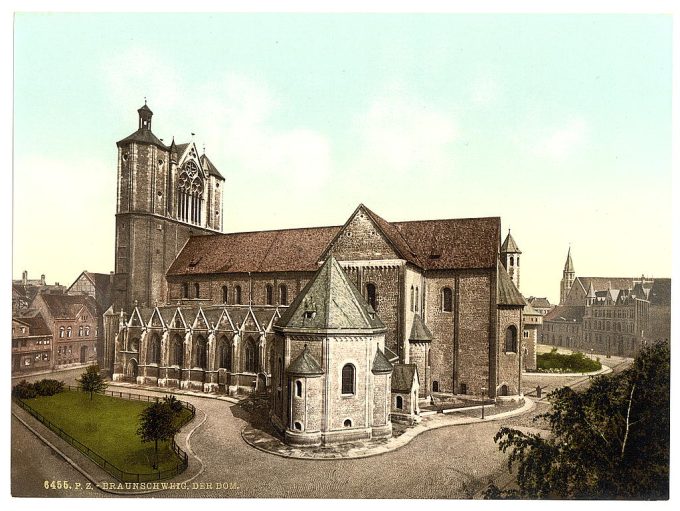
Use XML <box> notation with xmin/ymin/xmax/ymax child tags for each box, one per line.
<box><xmin>110</xmin><ymin>271</ymin><xmax>114</xmax><ymax>285</ymax></box>
<box><xmin>22</xmin><ymin>270</ymin><xmax>27</xmax><ymax>286</ymax></box>
<box><xmin>40</xmin><ymin>274</ymin><xmax>46</xmax><ymax>286</ymax></box>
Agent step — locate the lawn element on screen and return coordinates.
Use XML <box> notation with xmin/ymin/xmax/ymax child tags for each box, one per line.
<box><xmin>537</xmin><ymin>349</ymin><xmax>602</xmax><ymax>373</ymax></box>
<box><xmin>23</xmin><ymin>390</ymin><xmax>192</xmax><ymax>475</ymax></box>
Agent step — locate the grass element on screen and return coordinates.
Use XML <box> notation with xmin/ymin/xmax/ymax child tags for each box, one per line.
<box><xmin>23</xmin><ymin>390</ymin><xmax>192</xmax><ymax>474</ymax></box>
<box><xmin>537</xmin><ymin>349</ymin><xmax>602</xmax><ymax>373</ymax></box>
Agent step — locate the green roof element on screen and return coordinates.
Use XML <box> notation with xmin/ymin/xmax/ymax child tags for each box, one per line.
<box><xmin>497</xmin><ymin>263</ymin><xmax>526</xmax><ymax>307</ymax></box>
<box><xmin>287</xmin><ymin>345</ymin><xmax>324</xmax><ymax>376</ymax></box>
<box><xmin>409</xmin><ymin>314</ymin><xmax>433</xmax><ymax>342</ymax></box>
<box><xmin>276</xmin><ymin>256</ymin><xmax>385</xmax><ymax>332</ymax></box>
<box><xmin>372</xmin><ymin>347</ymin><xmax>393</xmax><ymax>374</ymax></box>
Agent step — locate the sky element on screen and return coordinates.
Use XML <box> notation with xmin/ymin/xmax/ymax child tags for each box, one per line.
<box><xmin>12</xmin><ymin>12</ymin><xmax>672</xmax><ymax>304</ymax></box>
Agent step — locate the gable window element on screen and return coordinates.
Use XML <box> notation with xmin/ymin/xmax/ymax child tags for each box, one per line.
<box><xmin>222</xmin><ymin>285</ymin><xmax>228</xmax><ymax>304</ymax></box>
<box><xmin>279</xmin><ymin>284</ymin><xmax>288</xmax><ymax>306</ymax></box>
<box><xmin>265</xmin><ymin>284</ymin><xmax>273</xmax><ymax>306</ymax></box>
<box><xmin>505</xmin><ymin>325</ymin><xmax>518</xmax><ymax>353</ymax></box>
<box><xmin>442</xmin><ymin>287</ymin><xmax>453</xmax><ymax>312</ymax></box>
<box><xmin>366</xmin><ymin>283</ymin><xmax>377</xmax><ymax>311</ymax></box>
<box><xmin>341</xmin><ymin>364</ymin><xmax>355</xmax><ymax>395</ymax></box>
<box><xmin>235</xmin><ymin>285</ymin><xmax>242</xmax><ymax>305</ymax></box>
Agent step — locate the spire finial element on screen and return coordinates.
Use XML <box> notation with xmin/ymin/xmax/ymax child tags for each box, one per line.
<box><xmin>144</xmin><ymin>96</ymin><xmax>147</xmax><ymax>105</ymax></box>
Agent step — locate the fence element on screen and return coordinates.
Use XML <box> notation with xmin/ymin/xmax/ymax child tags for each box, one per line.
<box><xmin>13</xmin><ymin>388</ymin><xmax>195</xmax><ymax>483</ymax></box>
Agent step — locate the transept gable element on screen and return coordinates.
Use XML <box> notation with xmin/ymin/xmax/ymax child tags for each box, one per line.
<box><xmin>240</xmin><ymin>307</ymin><xmax>262</xmax><ymax>333</ymax></box>
<box><xmin>127</xmin><ymin>306</ymin><xmax>145</xmax><ymax>328</ymax></box>
<box><xmin>320</xmin><ymin>204</ymin><xmax>403</xmax><ymax>263</ymax></box>
<box><xmin>192</xmin><ymin>308</ymin><xmax>210</xmax><ymax>331</ymax></box>
<box><xmin>175</xmin><ymin>142</ymin><xmax>208</xmax><ymax>181</ymax></box>
<box><xmin>168</xmin><ymin>308</ymin><xmax>188</xmax><ymax>330</ymax></box>
<box><xmin>147</xmin><ymin>307</ymin><xmax>167</xmax><ymax>329</ymax></box>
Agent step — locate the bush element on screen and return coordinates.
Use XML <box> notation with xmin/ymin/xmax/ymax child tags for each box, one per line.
<box><xmin>33</xmin><ymin>379</ymin><xmax>65</xmax><ymax>396</ymax></box>
<box><xmin>537</xmin><ymin>349</ymin><xmax>601</xmax><ymax>373</ymax></box>
<box><xmin>12</xmin><ymin>380</ymin><xmax>37</xmax><ymax>399</ymax></box>
<box><xmin>164</xmin><ymin>395</ymin><xmax>184</xmax><ymax>414</ymax></box>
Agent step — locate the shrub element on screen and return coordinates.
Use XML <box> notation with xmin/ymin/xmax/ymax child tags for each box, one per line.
<box><xmin>33</xmin><ymin>379</ymin><xmax>65</xmax><ymax>396</ymax></box>
<box><xmin>537</xmin><ymin>349</ymin><xmax>601</xmax><ymax>373</ymax></box>
<box><xmin>164</xmin><ymin>395</ymin><xmax>184</xmax><ymax>414</ymax></box>
<box><xmin>12</xmin><ymin>380</ymin><xmax>37</xmax><ymax>399</ymax></box>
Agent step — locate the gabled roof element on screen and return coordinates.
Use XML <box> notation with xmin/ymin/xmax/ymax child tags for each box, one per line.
<box><xmin>497</xmin><ymin>264</ymin><xmax>526</xmax><ymax>307</ymax></box>
<box><xmin>543</xmin><ymin>305</ymin><xmax>585</xmax><ymax>323</ymax></box>
<box><xmin>67</xmin><ymin>271</ymin><xmax>112</xmax><ymax>310</ymax></box>
<box><xmin>409</xmin><ymin>314</ymin><xmax>433</xmax><ymax>342</ymax></box>
<box><xmin>372</xmin><ymin>347</ymin><xmax>394</xmax><ymax>374</ymax></box>
<box><xmin>14</xmin><ymin>312</ymin><xmax>51</xmax><ymax>336</ymax></box>
<box><xmin>523</xmin><ymin>303</ymin><xmax>541</xmax><ymax>316</ymax></box>
<box><xmin>527</xmin><ymin>296</ymin><xmax>551</xmax><ymax>308</ymax></box>
<box><xmin>391</xmin><ymin>364</ymin><xmax>418</xmax><ymax>392</ymax></box>
<box><xmin>200</xmin><ymin>153</ymin><xmax>225</xmax><ymax>180</ymax></box>
<box><xmin>168</xmin><ymin>205</ymin><xmax>500</xmax><ymax>276</ymax></box>
<box><xmin>576</xmin><ymin>277</ymin><xmax>636</xmax><ymax>294</ymax></box>
<box><xmin>500</xmin><ymin>230</ymin><xmax>521</xmax><ymax>254</ymax></box>
<box><xmin>276</xmin><ymin>256</ymin><xmax>385</xmax><ymax>332</ymax></box>
<box><xmin>38</xmin><ymin>293</ymin><xmax>97</xmax><ymax>320</ymax></box>
<box><xmin>287</xmin><ymin>345</ymin><xmax>324</xmax><ymax>376</ymax></box>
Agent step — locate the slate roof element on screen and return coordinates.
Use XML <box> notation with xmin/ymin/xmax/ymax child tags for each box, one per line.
<box><xmin>39</xmin><ymin>293</ymin><xmax>97</xmax><ymax>319</ymax></box>
<box><xmin>523</xmin><ymin>303</ymin><xmax>541</xmax><ymax>316</ymax></box>
<box><xmin>527</xmin><ymin>297</ymin><xmax>551</xmax><ymax>308</ymax></box>
<box><xmin>409</xmin><ymin>314</ymin><xmax>433</xmax><ymax>342</ymax></box>
<box><xmin>372</xmin><ymin>347</ymin><xmax>394</xmax><ymax>374</ymax></box>
<box><xmin>391</xmin><ymin>364</ymin><xmax>418</xmax><ymax>392</ymax></box>
<box><xmin>576</xmin><ymin>277</ymin><xmax>636</xmax><ymax>294</ymax></box>
<box><xmin>543</xmin><ymin>305</ymin><xmax>585</xmax><ymax>323</ymax></box>
<box><xmin>647</xmin><ymin>278</ymin><xmax>671</xmax><ymax>306</ymax></box>
<box><xmin>500</xmin><ymin>230</ymin><xmax>521</xmax><ymax>253</ymax></box>
<box><xmin>116</xmin><ymin>128</ymin><xmax>167</xmax><ymax>150</ymax></box>
<box><xmin>19</xmin><ymin>313</ymin><xmax>52</xmax><ymax>336</ymax></box>
<box><xmin>200</xmin><ymin>154</ymin><xmax>225</xmax><ymax>180</ymax></box>
<box><xmin>497</xmin><ymin>264</ymin><xmax>526</xmax><ymax>307</ymax></box>
<box><xmin>287</xmin><ymin>345</ymin><xmax>324</xmax><ymax>376</ymax></box>
<box><xmin>276</xmin><ymin>256</ymin><xmax>385</xmax><ymax>332</ymax></box>
<box><xmin>564</xmin><ymin>248</ymin><xmax>575</xmax><ymax>272</ymax></box>
<box><xmin>168</xmin><ymin>204</ymin><xmax>500</xmax><ymax>276</ymax></box>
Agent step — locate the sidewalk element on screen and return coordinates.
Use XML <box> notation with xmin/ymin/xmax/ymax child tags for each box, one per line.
<box><xmin>241</xmin><ymin>398</ymin><xmax>536</xmax><ymax>460</ymax></box>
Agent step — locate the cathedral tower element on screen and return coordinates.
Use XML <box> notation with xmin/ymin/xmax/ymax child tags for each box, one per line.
<box><xmin>559</xmin><ymin>247</ymin><xmax>575</xmax><ymax>305</ymax></box>
<box><xmin>500</xmin><ymin>229</ymin><xmax>521</xmax><ymax>290</ymax></box>
<box><xmin>112</xmin><ymin>103</ymin><xmax>225</xmax><ymax>312</ymax></box>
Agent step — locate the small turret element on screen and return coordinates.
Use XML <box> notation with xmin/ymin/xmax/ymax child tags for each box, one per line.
<box><xmin>138</xmin><ymin>101</ymin><xmax>153</xmax><ymax>130</ymax></box>
<box><xmin>500</xmin><ymin>229</ymin><xmax>522</xmax><ymax>290</ymax></box>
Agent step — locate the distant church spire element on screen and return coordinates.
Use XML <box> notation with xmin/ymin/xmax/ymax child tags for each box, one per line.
<box><xmin>560</xmin><ymin>246</ymin><xmax>576</xmax><ymax>305</ymax></box>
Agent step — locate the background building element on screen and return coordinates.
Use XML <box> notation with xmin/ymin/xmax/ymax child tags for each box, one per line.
<box><xmin>11</xmin><ymin>311</ymin><xmax>52</xmax><ymax>374</ymax></box>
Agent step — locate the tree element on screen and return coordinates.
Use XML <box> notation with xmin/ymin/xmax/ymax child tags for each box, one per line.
<box><xmin>76</xmin><ymin>364</ymin><xmax>108</xmax><ymax>400</ymax></box>
<box><xmin>486</xmin><ymin>341</ymin><xmax>670</xmax><ymax>500</ymax></box>
<box><xmin>137</xmin><ymin>401</ymin><xmax>181</xmax><ymax>470</ymax></box>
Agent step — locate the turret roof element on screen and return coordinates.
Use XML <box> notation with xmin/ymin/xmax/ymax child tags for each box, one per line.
<box><xmin>372</xmin><ymin>347</ymin><xmax>394</xmax><ymax>374</ymax></box>
<box><xmin>287</xmin><ymin>345</ymin><xmax>324</xmax><ymax>376</ymax></box>
<box><xmin>409</xmin><ymin>314</ymin><xmax>433</xmax><ymax>342</ymax></box>
<box><xmin>500</xmin><ymin>230</ymin><xmax>521</xmax><ymax>254</ymax></box>
<box><xmin>497</xmin><ymin>263</ymin><xmax>526</xmax><ymax>307</ymax></box>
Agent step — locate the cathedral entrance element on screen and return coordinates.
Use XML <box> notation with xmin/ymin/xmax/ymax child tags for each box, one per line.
<box><xmin>126</xmin><ymin>359</ymin><xmax>138</xmax><ymax>381</ymax></box>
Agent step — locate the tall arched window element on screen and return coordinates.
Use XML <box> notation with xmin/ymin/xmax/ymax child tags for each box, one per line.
<box><xmin>149</xmin><ymin>334</ymin><xmax>161</xmax><ymax>364</ymax></box>
<box><xmin>295</xmin><ymin>380</ymin><xmax>302</xmax><ymax>398</ymax></box>
<box><xmin>410</xmin><ymin>286</ymin><xmax>414</xmax><ymax>312</ymax></box>
<box><xmin>396</xmin><ymin>395</ymin><xmax>403</xmax><ymax>409</ymax></box>
<box><xmin>265</xmin><ymin>284</ymin><xmax>273</xmax><ymax>305</ymax></box>
<box><xmin>442</xmin><ymin>287</ymin><xmax>453</xmax><ymax>312</ymax></box>
<box><xmin>177</xmin><ymin>160</ymin><xmax>204</xmax><ymax>225</ymax></box>
<box><xmin>341</xmin><ymin>364</ymin><xmax>355</xmax><ymax>395</ymax></box>
<box><xmin>415</xmin><ymin>287</ymin><xmax>419</xmax><ymax>312</ymax></box>
<box><xmin>172</xmin><ymin>335</ymin><xmax>184</xmax><ymax>367</ymax></box>
<box><xmin>279</xmin><ymin>284</ymin><xmax>288</xmax><ymax>306</ymax></box>
<box><xmin>59</xmin><ymin>327</ymin><xmax>65</xmax><ymax>338</ymax></box>
<box><xmin>66</xmin><ymin>326</ymin><xmax>72</xmax><ymax>338</ymax></box>
<box><xmin>219</xmin><ymin>338</ymin><xmax>232</xmax><ymax>371</ymax></box>
<box><xmin>245</xmin><ymin>338</ymin><xmax>257</xmax><ymax>373</ymax></box>
<box><xmin>84</xmin><ymin>326</ymin><xmax>90</xmax><ymax>336</ymax></box>
<box><xmin>194</xmin><ymin>336</ymin><xmax>207</xmax><ymax>369</ymax></box>
<box><xmin>182</xmin><ymin>283</ymin><xmax>189</xmax><ymax>299</ymax></box>
<box><xmin>234</xmin><ymin>285</ymin><xmax>242</xmax><ymax>305</ymax></box>
<box><xmin>194</xmin><ymin>283</ymin><xmax>200</xmax><ymax>299</ymax></box>
<box><xmin>366</xmin><ymin>283</ymin><xmax>377</xmax><ymax>310</ymax></box>
<box><xmin>78</xmin><ymin>326</ymin><xmax>84</xmax><ymax>336</ymax></box>
<box><xmin>222</xmin><ymin>285</ymin><xmax>228</xmax><ymax>304</ymax></box>
<box><xmin>505</xmin><ymin>325</ymin><xmax>518</xmax><ymax>353</ymax></box>
<box><xmin>510</xmin><ymin>256</ymin><xmax>514</xmax><ymax>266</ymax></box>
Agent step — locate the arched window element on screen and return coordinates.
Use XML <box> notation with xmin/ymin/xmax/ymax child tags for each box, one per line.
<box><xmin>172</xmin><ymin>335</ymin><xmax>184</xmax><ymax>367</ymax></box>
<box><xmin>219</xmin><ymin>339</ymin><xmax>232</xmax><ymax>371</ymax></box>
<box><xmin>182</xmin><ymin>283</ymin><xmax>189</xmax><ymax>299</ymax></box>
<box><xmin>410</xmin><ymin>286</ymin><xmax>414</xmax><ymax>312</ymax></box>
<box><xmin>265</xmin><ymin>284</ymin><xmax>273</xmax><ymax>305</ymax></box>
<box><xmin>84</xmin><ymin>326</ymin><xmax>90</xmax><ymax>336</ymax></box>
<box><xmin>279</xmin><ymin>284</ymin><xmax>288</xmax><ymax>306</ymax></box>
<box><xmin>194</xmin><ymin>283</ymin><xmax>200</xmax><ymax>299</ymax></box>
<box><xmin>500</xmin><ymin>384</ymin><xmax>509</xmax><ymax>396</ymax></box>
<box><xmin>194</xmin><ymin>336</ymin><xmax>207</xmax><ymax>369</ymax></box>
<box><xmin>295</xmin><ymin>380</ymin><xmax>302</xmax><ymax>398</ymax></box>
<box><xmin>59</xmin><ymin>327</ymin><xmax>65</xmax><ymax>338</ymax></box>
<box><xmin>415</xmin><ymin>287</ymin><xmax>419</xmax><ymax>312</ymax></box>
<box><xmin>177</xmin><ymin>160</ymin><xmax>204</xmax><ymax>225</ymax></box>
<box><xmin>517</xmin><ymin>256</ymin><xmax>520</xmax><ymax>267</ymax></box>
<box><xmin>510</xmin><ymin>256</ymin><xmax>514</xmax><ymax>266</ymax></box>
<box><xmin>66</xmin><ymin>327</ymin><xmax>72</xmax><ymax>338</ymax></box>
<box><xmin>343</xmin><ymin>419</ymin><xmax>352</xmax><ymax>427</ymax></box>
<box><xmin>396</xmin><ymin>395</ymin><xmax>403</xmax><ymax>409</ymax></box>
<box><xmin>505</xmin><ymin>325</ymin><xmax>518</xmax><ymax>353</ymax></box>
<box><xmin>235</xmin><ymin>285</ymin><xmax>242</xmax><ymax>305</ymax></box>
<box><xmin>366</xmin><ymin>283</ymin><xmax>377</xmax><ymax>310</ymax></box>
<box><xmin>245</xmin><ymin>338</ymin><xmax>257</xmax><ymax>373</ymax></box>
<box><xmin>341</xmin><ymin>364</ymin><xmax>355</xmax><ymax>395</ymax></box>
<box><xmin>149</xmin><ymin>335</ymin><xmax>161</xmax><ymax>364</ymax></box>
<box><xmin>78</xmin><ymin>326</ymin><xmax>84</xmax><ymax>336</ymax></box>
<box><xmin>222</xmin><ymin>285</ymin><xmax>228</xmax><ymax>304</ymax></box>
<box><xmin>129</xmin><ymin>338</ymin><xmax>139</xmax><ymax>352</ymax></box>
<box><xmin>442</xmin><ymin>287</ymin><xmax>453</xmax><ymax>312</ymax></box>
<box><xmin>433</xmin><ymin>381</ymin><xmax>439</xmax><ymax>392</ymax></box>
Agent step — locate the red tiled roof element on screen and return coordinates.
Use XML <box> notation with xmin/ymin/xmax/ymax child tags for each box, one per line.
<box><xmin>167</xmin><ymin>206</ymin><xmax>500</xmax><ymax>276</ymax></box>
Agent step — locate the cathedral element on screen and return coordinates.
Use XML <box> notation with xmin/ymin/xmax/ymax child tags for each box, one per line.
<box><xmin>104</xmin><ymin>104</ymin><xmax>527</xmax><ymax>422</ymax></box>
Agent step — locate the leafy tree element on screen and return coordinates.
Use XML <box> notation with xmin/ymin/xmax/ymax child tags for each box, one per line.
<box><xmin>164</xmin><ymin>395</ymin><xmax>184</xmax><ymax>414</ymax></box>
<box><xmin>487</xmin><ymin>341</ymin><xmax>669</xmax><ymax>500</ymax></box>
<box><xmin>12</xmin><ymin>380</ymin><xmax>37</xmax><ymax>399</ymax></box>
<box><xmin>76</xmin><ymin>364</ymin><xmax>108</xmax><ymax>400</ymax></box>
<box><xmin>137</xmin><ymin>401</ymin><xmax>181</xmax><ymax>469</ymax></box>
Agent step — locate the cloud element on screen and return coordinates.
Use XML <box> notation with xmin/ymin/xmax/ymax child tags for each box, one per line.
<box><xmin>351</xmin><ymin>92</ymin><xmax>459</xmax><ymax>177</ymax></box>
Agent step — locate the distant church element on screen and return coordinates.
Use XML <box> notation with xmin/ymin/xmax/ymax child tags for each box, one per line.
<box><xmin>104</xmin><ymin>105</ymin><xmax>528</xmax><ymax>420</ymax></box>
